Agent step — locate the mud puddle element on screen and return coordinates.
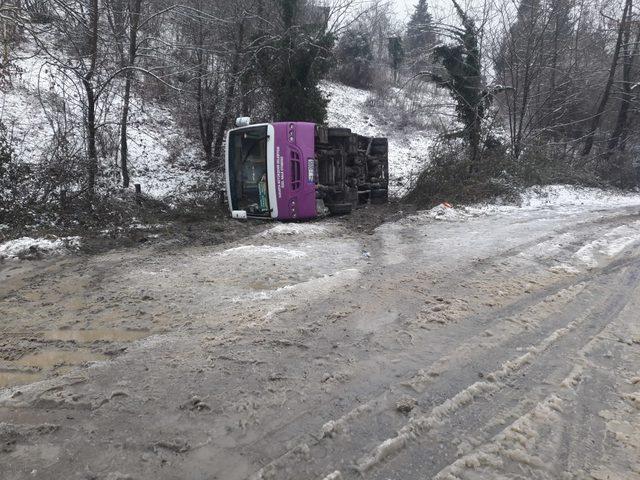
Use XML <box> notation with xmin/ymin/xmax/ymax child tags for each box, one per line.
<box><xmin>42</xmin><ymin>328</ymin><xmax>150</xmax><ymax>343</ymax></box>
<box><xmin>0</xmin><ymin>330</ymin><xmax>153</xmax><ymax>390</ymax></box>
<box><xmin>0</xmin><ymin>349</ymin><xmax>106</xmax><ymax>389</ymax></box>
<box><xmin>0</xmin><ymin>370</ymin><xmax>44</xmax><ymax>388</ymax></box>
<box><xmin>15</xmin><ymin>349</ymin><xmax>107</xmax><ymax>369</ymax></box>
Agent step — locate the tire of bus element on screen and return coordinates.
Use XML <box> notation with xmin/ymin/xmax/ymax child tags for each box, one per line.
<box><xmin>327</xmin><ymin>128</ymin><xmax>352</xmax><ymax>138</ymax></box>
<box><xmin>370</xmin><ymin>189</ymin><xmax>388</xmax><ymax>204</ymax></box>
<box><xmin>328</xmin><ymin>203</ymin><xmax>353</xmax><ymax>215</ymax></box>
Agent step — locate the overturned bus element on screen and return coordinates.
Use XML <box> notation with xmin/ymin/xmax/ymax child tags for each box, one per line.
<box><xmin>225</xmin><ymin>119</ymin><xmax>388</xmax><ymax>220</ymax></box>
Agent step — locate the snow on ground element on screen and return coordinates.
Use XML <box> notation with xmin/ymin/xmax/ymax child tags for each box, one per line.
<box><xmin>396</xmin><ymin>185</ymin><xmax>640</xmax><ymax>273</ymax></box>
<box><xmin>1</xmin><ymin>36</ymin><xmax>209</xmax><ymax>199</ymax></box>
<box><xmin>573</xmin><ymin>221</ymin><xmax>640</xmax><ymax>268</ymax></box>
<box><xmin>455</xmin><ymin>185</ymin><xmax>640</xmax><ymax>223</ymax></box>
<box><xmin>515</xmin><ymin>185</ymin><xmax>640</xmax><ymax>210</ymax></box>
<box><xmin>219</xmin><ymin>245</ymin><xmax>308</xmax><ymax>259</ymax></box>
<box><xmin>115</xmin><ymin>99</ymin><xmax>210</xmax><ymax>199</ymax></box>
<box><xmin>257</xmin><ymin>223</ymin><xmax>331</xmax><ymax>237</ymax></box>
<box><xmin>0</xmin><ymin>236</ymin><xmax>80</xmax><ymax>260</ymax></box>
<box><xmin>416</xmin><ymin>185</ymin><xmax>640</xmax><ymax>220</ymax></box>
<box><xmin>232</xmin><ymin>268</ymin><xmax>361</xmax><ymax>303</ymax></box>
<box><xmin>321</xmin><ymin>81</ymin><xmax>455</xmax><ymax>195</ymax></box>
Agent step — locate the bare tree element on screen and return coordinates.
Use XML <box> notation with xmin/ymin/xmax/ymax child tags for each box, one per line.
<box><xmin>581</xmin><ymin>0</ymin><xmax>631</xmax><ymax>156</ymax></box>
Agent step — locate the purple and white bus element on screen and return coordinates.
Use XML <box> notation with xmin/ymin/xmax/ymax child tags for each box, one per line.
<box><xmin>225</xmin><ymin>119</ymin><xmax>388</xmax><ymax>220</ymax></box>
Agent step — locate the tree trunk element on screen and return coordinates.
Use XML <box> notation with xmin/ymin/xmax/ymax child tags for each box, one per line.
<box><xmin>196</xmin><ymin>62</ymin><xmax>216</xmax><ymax>168</ymax></box>
<box><xmin>606</xmin><ymin>21</ymin><xmax>639</xmax><ymax>155</ymax></box>
<box><xmin>581</xmin><ymin>0</ymin><xmax>630</xmax><ymax>156</ymax></box>
<box><xmin>85</xmin><ymin>82</ymin><xmax>98</xmax><ymax>197</ymax></box>
<box><xmin>192</xmin><ymin>20</ymin><xmax>217</xmax><ymax>169</ymax></box>
<box><xmin>120</xmin><ymin>77</ymin><xmax>132</xmax><ymax>188</ymax></box>
<box><xmin>85</xmin><ymin>0</ymin><xmax>99</xmax><ymax>200</ymax></box>
<box><xmin>604</xmin><ymin>20</ymin><xmax>640</xmax><ymax>184</ymax></box>
<box><xmin>120</xmin><ymin>0</ymin><xmax>142</xmax><ymax>188</ymax></box>
<box><xmin>213</xmin><ymin>21</ymin><xmax>245</xmax><ymax>159</ymax></box>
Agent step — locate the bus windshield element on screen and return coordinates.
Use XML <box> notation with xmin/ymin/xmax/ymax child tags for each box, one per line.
<box><xmin>228</xmin><ymin>126</ymin><xmax>270</xmax><ymax>216</ymax></box>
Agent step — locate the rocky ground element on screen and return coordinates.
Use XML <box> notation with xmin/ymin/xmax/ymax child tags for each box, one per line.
<box><xmin>1</xmin><ymin>199</ymin><xmax>640</xmax><ymax>480</ymax></box>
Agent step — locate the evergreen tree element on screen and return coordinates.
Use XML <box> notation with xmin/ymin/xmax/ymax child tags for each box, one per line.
<box><xmin>259</xmin><ymin>0</ymin><xmax>334</xmax><ymax>122</ymax></box>
<box><xmin>406</xmin><ymin>0</ymin><xmax>436</xmax><ymax>72</ymax></box>
<box><xmin>335</xmin><ymin>28</ymin><xmax>373</xmax><ymax>88</ymax></box>
<box><xmin>432</xmin><ymin>0</ymin><xmax>486</xmax><ymax>169</ymax></box>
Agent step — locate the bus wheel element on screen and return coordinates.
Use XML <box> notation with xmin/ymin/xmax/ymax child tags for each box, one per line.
<box><xmin>370</xmin><ymin>189</ymin><xmax>388</xmax><ymax>204</ymax></box>
<box><xmin>328</xmin><ymin>203</ymin><xmax>353</xmax><ymax>215</ymax></box>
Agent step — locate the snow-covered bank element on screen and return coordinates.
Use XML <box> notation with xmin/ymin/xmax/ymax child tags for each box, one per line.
<box><xmin>418</xmin><ymin>185</ymin><xmax>640</xmax><ymax>221</ymax></box>
<box><xmin>0</xmin><ymin>236</ymin><xmax>80</xmax><ymax>260</ymax></box>
<box><xmin>1</xmin><ymin>37</ymin><xmax>209</xmax><ymax>200</ymax></box>
<box><xmin>321</xmin><ymin>81</ymin><xmax>454</xmax><ymax>195</ymax></box>
<box><xmin>394</xmin><ymin>185</ymin><xmax>640</xmax><ymax>273</ymax></box>
<box><xmin>510</xmin><ymin>185</ymin><xmax>640</xmax><ymax>210</ymax></box>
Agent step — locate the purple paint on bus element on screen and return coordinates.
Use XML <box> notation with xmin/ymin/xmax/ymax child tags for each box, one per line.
<box><xmin>272</xmin><ymin>122</ymin><xmax>317</xmax><ymax>220</ymax></box>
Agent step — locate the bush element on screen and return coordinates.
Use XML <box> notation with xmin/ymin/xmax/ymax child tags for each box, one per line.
<box><xmin>0</xmin><ymin>121</ymin><xmax>87</xmax><ymax>227</ymax></box>
<box><xmin>404</xmin><ymin>137</ymin><xmax>519</xmax><ymax>207</ymax></box>
<box><xmin>404</xmin><ymin>133</ymin><xmax>632</xmax><ymax>209</ymax></box>
<box><xmin>0</xmin><ymin>121</ymin><xmax>35</xmax><ymax>224</ymax></box>
<box><xmin>516</xmin><ymin>141</ymin><xmax>605</xmax><ymax>188</ymax></box>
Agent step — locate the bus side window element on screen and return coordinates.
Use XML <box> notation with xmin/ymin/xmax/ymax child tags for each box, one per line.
<box><xmin>291</xmin><ymin>151</ymin><xmax>301</xmax><ymax>190</ymax></box>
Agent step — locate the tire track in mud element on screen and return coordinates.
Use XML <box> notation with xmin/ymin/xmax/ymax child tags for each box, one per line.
<box><xmin>246</xmin><ymin>251</ymin><xmax>640</xmax><ymax>480</ymax></box>
<box><xmin>361</xmin><ymin>256</ymin><xmax>640</xmax><ymax>480</ymax></box>
<box><xmin>430</xmin><ymin>270</ymin><xmax>640</xmax><ymax>480</ymax></box>
<box><xmin>211</xmin><ymin>216</ymin><xmax>640</xmax><ymax>479</ymax></box>
<box><xmin>240</xmin><ymin>276</ymin><xmax>585</xmax><ymax>478</ymax></box>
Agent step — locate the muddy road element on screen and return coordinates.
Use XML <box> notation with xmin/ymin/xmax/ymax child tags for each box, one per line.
<box><xmin>1</xmin><ymin>201</ymin><xmax>640</xmax><ymax>480</ymax></box>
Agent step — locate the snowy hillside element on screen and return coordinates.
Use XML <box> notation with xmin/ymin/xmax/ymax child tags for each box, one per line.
<box><xmin>1</xmin><ymin>38</ymin><xmax>209</xmax><ymax>200</ymax></box>
<box><xmin>321</xmin><ymin>81</ymin><xmax>455</xmax><ymax>195</ymax></box>
<box><xmin>1</xmin><ymin>34</ymin><xmax>451</xmax><ymax>202</ymax></box>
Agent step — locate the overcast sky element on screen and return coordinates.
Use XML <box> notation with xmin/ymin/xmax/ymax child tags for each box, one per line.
<box><xmin>392</xmin><ymin>0</ymin><xmax>416</xmax><ymax>21</ymax></box>
<box><xmin>390</xmin><ymin>0</ymin><xmax>465</xmax><ymax>25</ymax></box>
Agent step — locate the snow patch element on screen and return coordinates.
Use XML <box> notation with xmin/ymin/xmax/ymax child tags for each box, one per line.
<box><xmin>470</xmin><ymin>185</ymin><xmax>640</xmax><ymax>216</ymax></box>
<box><xmin>321</xmin><ymin>402</ymin><xmax>374</xmax><ymax>438</ymax></box>
<box><xmin>319</xmin><ymin>472</ymin><xmax>343</xmax><ymax>480</ymax></box>
<box><xmin>519</xmin><ymin>185</ymin><xmax>640</xmax><ymax>209</ymax></box>
<box><xmin>232</xmin><ymin>268</ymin><xmax>361</xmax><ymax>303</ymax></box>
<box><xmin>386</xmin><ymin>186</ymin><xmax>640</xmax><ymax>230</ymax></box>
<box><xmin>219</xmin><ymin>245</ymin><xmax>307</xmax><ymax>259</ymax></box>
<box><xmin>258</xmin><ymin>223</ymin><xmax>330</xmax><ymax>237</ymax></box>
<box><xmin>573</xmin><ymin>221</ymin><xmax>640</xmax><ymax>268</ymax></box>
<box><xmin>550</xmin><ymin>264</ymin><xmax>581</xmax><ymax>275</ymax></box>
<box><xmin>426</xmin><ymin>203</ymin><xmax>466</xmax><ymax>221</ymax></box>
<box><xmin>0</xmin><ymin>236</ymin><xmax>80</xmax><ymax>260</ymax></box>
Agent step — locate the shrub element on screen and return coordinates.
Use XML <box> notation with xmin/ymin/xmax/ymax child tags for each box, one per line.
<box><xmin>0</xmin><ymin>121</ymin><xmax>35</xmax><ymax>224</ymax></box>
<box><xmin>404</xmin><ymin>137</ymin><xmax>519</xmax><ymax>207</ymax></box>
